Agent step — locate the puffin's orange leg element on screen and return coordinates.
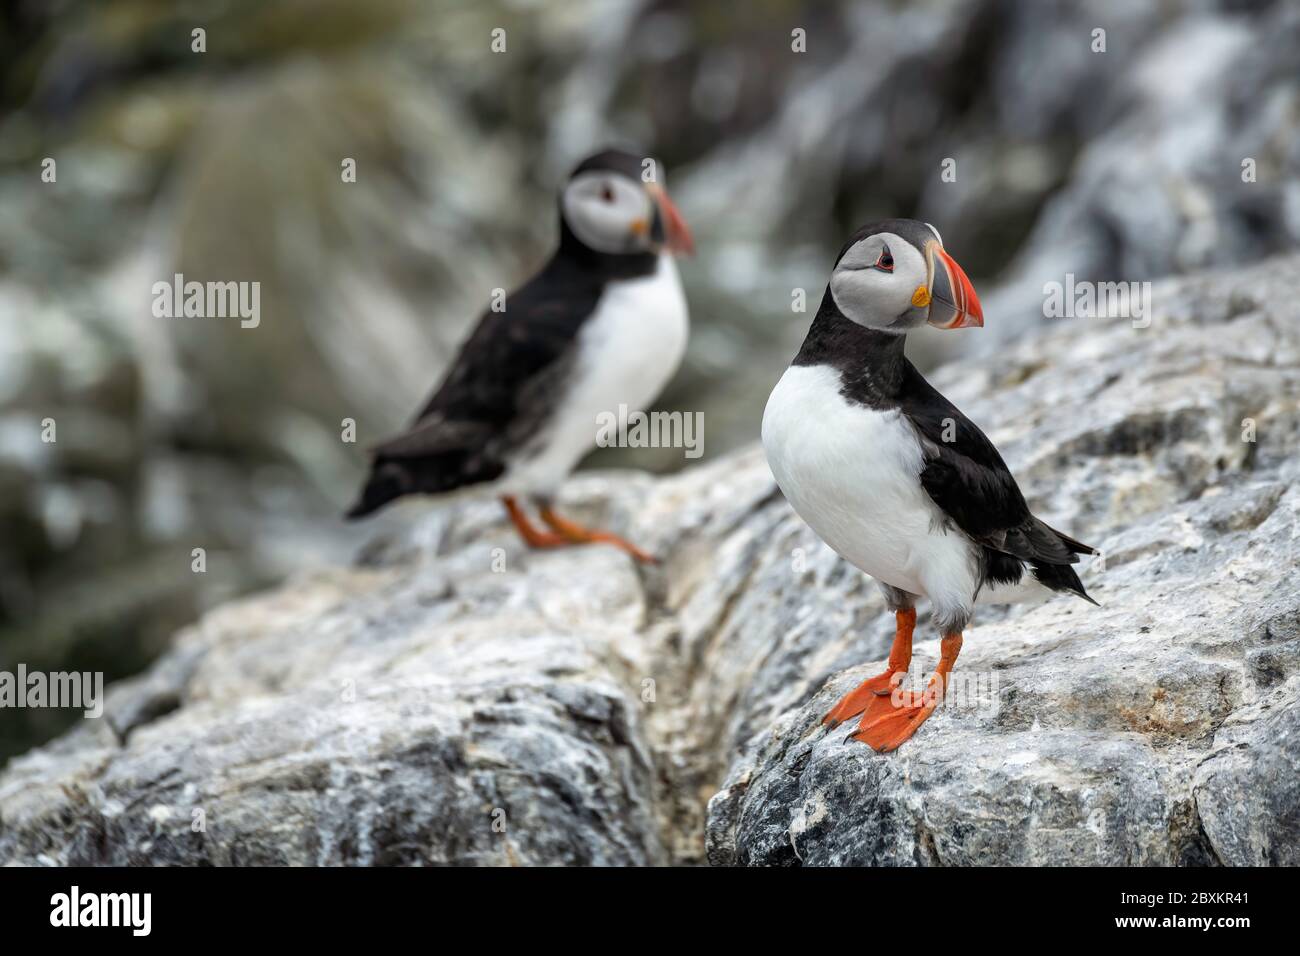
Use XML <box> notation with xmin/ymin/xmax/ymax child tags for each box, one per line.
<box><xmin>539</xmin><ymin>505</ymin><xmax>657</xmax><ymax>565</ymax></box>
<box><xmin>823</xmin><ymin>609</ymin><xmax>917</xmax><ymax>726</ymax></box>
<box><xmin>502</xmin><ymin>497</ymin><xmax>569</xmax><ymax>549</ymax></box>
<box><xmin>851</xmin><ymin>632</ymin><xmax>963</xmax><ymax>752</ymax></box>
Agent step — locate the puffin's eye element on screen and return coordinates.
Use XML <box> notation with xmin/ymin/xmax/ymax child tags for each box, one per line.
<box><xmin>600</xmin><ymin>185</ymin><xmax>615</xmax><ymax>203</ymax></box>
<box><xmin>876</xmin><ymin>250</ymin><xmax>894</xmax><ymax>272</ymax></box>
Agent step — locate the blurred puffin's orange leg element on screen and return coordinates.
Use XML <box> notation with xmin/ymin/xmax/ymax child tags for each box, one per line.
<box><xmin>539</xmin><ymin>506</ymin><xmax>657</xmax><ymax>564</ymax></box>
<box><xmin>851</xmin><ymin>632</ymin><xmax>963</xmax><ymax>752</ymax></box>
<box><xmin>502</xmin><ymin>496</ymin><xmax>568</xmax><ymax>548</ymax></box>
<box><xmin>823</xmin><ymin>608</ymin><xmax>917</xmax><ymax>726</ymax></box>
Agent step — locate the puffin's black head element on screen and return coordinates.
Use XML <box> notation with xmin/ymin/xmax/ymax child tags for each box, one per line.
<box><xmin>827</xmin><ymin>218</ymin><xmax>982</xmax><ymax>333</ymax></box>
<box><xmin>560</xmin><ymin>148</ymin><xmax>694</xmax><ymax>258</ymax></box>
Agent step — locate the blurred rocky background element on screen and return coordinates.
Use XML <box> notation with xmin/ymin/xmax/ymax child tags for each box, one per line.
<box><xmin>1</xmin><ymin>0</ymin><xmax>1297</xmax><ymax>761</ymax></box>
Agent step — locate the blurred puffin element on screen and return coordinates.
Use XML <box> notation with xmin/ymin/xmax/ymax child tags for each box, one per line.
<box><xmin>762</xmin><ymin>219</ymin><xmax>1096</xmax><ymax>751</ymax></box>
<box><xmin>347</xmin><ymin>148</ymin><xmax>694</xmax><ymax>562</ymax></box>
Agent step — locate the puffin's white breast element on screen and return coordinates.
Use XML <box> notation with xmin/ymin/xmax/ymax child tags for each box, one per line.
<box><xmin>761</xmin><ymin>363</ymin><xmax>977</xmax><ymax>604</ymax></box>
<box><xmin>506</xmin><ymin>254</ymin><xmax>689</xmax><ymax>494</ymax></box>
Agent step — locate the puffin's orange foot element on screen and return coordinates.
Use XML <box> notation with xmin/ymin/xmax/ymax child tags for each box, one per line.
<box><xmin>540</xmin><ymin>506</ymin><xmax>658</xmax><ymax>565</ymax></box>
<box><xmin>846</xmin><ymin>631</ymin><xmax>963</xmax><ymax>753</ymax></box>
<box><xmin>823</xmin><ymin>608</ymin><xmax>918</xmax><ymax>727</ymax></box>
<box><xmin>502</xmin><ymin>496</ymin><xmax>571</xmax><ymax>549</ymax></box>
<box><xmin>822</xmin><ymin>671</ymin><xmax>900</xmax><ymax>727</ymax></box>
<box><xmin>849</xmin><ymin>695</ymin><xmax>937</xmax><ymax>752</ymax></box>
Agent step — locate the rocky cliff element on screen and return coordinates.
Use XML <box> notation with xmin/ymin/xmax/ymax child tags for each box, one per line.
<box><xmin>2</xmin><ymin>254</ymin><xmax>1298</xmax><ymax>865</ymax></box>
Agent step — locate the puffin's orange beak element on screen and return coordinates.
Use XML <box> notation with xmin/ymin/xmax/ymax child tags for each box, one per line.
<box><xmin>646</xmin><ymin>183</ymin><xmax>694</xmax><ymax>256</ymax></box>
<box><xmin>926</xmin><ymin>243</ymin><xmax>983</xmax><ymax>329</ymax></box>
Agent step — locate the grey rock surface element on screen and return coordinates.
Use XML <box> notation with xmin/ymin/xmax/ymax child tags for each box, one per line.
<box><xmin>2</xmin><ymin>254</ymin><xmax>1298</xmax><ymax>865</ymax></box>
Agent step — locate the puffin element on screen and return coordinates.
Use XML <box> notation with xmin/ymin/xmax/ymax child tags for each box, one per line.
<box><xmin>761</xmin><ymin>219</ymin><xmax>1097</xmax><ymax>752</ymax></box>
<box><xmin>346</xmin><ymin>148</ymin><xmax>694</xmax><ymax>563</ymax></box>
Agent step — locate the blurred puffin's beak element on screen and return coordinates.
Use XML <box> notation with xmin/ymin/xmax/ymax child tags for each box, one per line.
<box><xmin>646</xmin><ymin>183</ymin><xmax>695</xmax><ymax>256</ymax></box>
<box><xmin>926</xmin><ymin>242</ymin><xmax>983</xmax><ymax>329</ymax></box>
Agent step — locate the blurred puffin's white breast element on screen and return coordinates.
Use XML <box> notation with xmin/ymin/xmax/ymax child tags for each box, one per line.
<box><xmin>761</xmin><ymin>363</ymin><xmax>973</xmax><ymax>600</ymax></box>
<box><xmin>508</xmin><ymin>255</ymin><xmax>689</xmax><ymax>493</ymax></box>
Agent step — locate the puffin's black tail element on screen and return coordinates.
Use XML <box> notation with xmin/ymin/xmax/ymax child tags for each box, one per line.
<box><xmin>345</xmin><ymin>453</ymin><xmax>506</xmax><ymax>520</ymax></box>
<box><xmin>1031</xmin><ymin>560</ymin><xmax>1100</xmax><ymax>606</ymax></box>
<box><xmin>345</xmin><ymin>461</ymin><xmax>410</xmax><ymax>520</ymax></box>
<box><xmin>1047</xmin><ymin>524</ymin><xmax>1098</xmax><ymax>558</ymax></box>
<box><xmin>1034</xmin><ymin>521</ymin><xmax>1101</xmax><ymax>605</ymax></box>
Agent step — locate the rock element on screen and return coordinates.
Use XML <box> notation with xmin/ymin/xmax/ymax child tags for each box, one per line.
<box><xmin>3</xmin><ymin>251</ymin><xmax>1297</xmax><ymax>865</ymax></box>
<box><xmin>0</xmin><ymin>553</ymin><xmax>670</xmax><ymax>865</ymax></box>
<box><xmin>970</xmin><ymin>1</ymin><xmax>1300</xmax><ymax>350</ymax></box>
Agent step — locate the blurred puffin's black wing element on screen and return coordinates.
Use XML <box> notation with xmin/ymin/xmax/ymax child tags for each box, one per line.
<box><xmin>897</xmin><ymin>363</ymin><xmax>1098</xmax><ymax>601</ymax></box>
<box><xmin>345</xmin><ymin>256</ymin><xmax>604</xmax><ymax>518</ymax></box>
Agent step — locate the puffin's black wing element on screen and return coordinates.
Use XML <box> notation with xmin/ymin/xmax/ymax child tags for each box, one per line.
<box><xmin>897</xmin><ymin>362</ymin><xmax>1098</xmax><ymax>601</ymax></box>
<box><xmin>346</xmin><ymin>258</ymin><xmax>604</xmax><ymax>518</ymax></box>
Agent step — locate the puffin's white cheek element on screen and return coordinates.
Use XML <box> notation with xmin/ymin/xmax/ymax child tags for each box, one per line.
<box><xmin>831</xmin><ymin>272</ymin><xmax>911</xmax><ymax>329</ymax></box>
<box><xmin>829</xmin><ymin>273</ymin><xmax>865</xmax><ymax>323</ymax></box>
<box><xmin>566</xmin><ymin>199</ymin><xmax>635</xmax><ymax>252</ymax></box>
<box><xmin>591</xmin><ymin>207</ymin><xmax>628</xmax><ymax>237</ymax></box>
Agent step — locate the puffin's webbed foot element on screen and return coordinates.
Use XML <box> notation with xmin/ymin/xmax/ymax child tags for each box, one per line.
<box><xmin>823</xmin><ymin>671</ymin><xmax>900</xmax><ymax>726</ymax></box>
<box><xmin>849</xmin><ymin>685</ymin><xmax>939</xmax><ymax>752</ymax></box>
<box><xmin>540</xmin><ymin>505</ymin><xmax>657</xmax><ymax>564</ymax></box>
<box><xmin>502</xmin><ymin>496</ymin><xmax>569</xmax><ymax>548</ymax></box>
<box><xmin>847</xmin><ymin>632</ymin><xmax>963</xmax><ymax>752</ymax></box>
<box><xmin>502</xmin><ymin>496</ymin><xmax>657</xmax><ymax>563</ymax></box>
<box><xmin>822</xmin><ymin>608</ymin><xmax>916</xmax><ymax>726</ymax></box>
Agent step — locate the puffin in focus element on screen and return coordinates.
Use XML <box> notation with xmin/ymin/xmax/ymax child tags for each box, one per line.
<box><xmin>761</xmin><ymin>219</ymin><xmax>1097</xmax><ymax>752</ymax></box>
<box><xmin>347</xmin><ymin>148</ymin><xmax>694</xmax><ymax>562</ymax></box>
